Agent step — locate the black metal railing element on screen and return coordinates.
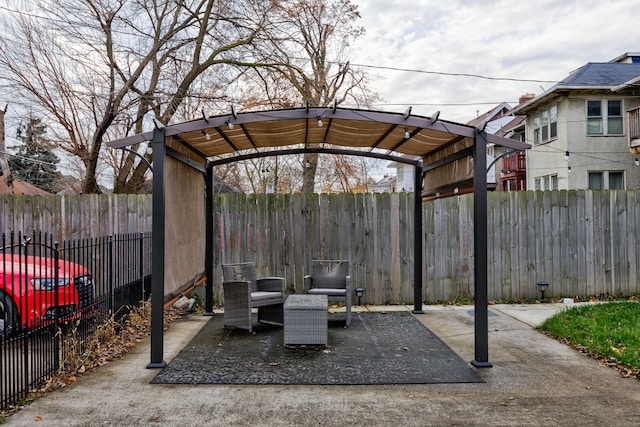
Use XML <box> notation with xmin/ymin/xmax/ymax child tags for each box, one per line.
<box><xmin>0</xmin><ymin>231</ymin><xmax>151</xmax><ymax>409</ymax></box>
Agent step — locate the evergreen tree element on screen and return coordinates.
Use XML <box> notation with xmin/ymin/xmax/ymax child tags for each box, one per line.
<box><xmin>10</xmin><ymin>117</ymin><xmax>61</xmax><ymax>193</ymax></box>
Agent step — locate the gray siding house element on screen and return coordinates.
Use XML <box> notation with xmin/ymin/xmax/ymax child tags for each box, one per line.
<box><xmin>512</xmin><ymin>54</ymin><xmax>640</xmax><ymax>190</ymax></box>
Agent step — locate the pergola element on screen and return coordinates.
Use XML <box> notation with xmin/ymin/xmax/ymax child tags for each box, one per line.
<box><xmin>106</xmin><ymin>106</ymin><xmax>529</xmax><ymax>369</ymax></box>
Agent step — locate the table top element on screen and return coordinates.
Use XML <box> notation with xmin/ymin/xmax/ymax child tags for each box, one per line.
<box><xmin>285</xmin><ymin>294</ymin><xmax>328</xmax><ymax>310</ymax></box>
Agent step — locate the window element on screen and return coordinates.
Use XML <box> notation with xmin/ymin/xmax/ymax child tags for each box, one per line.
<box><xmin>609</xmin><ymin>172</ymin><xmax>624</xmax><ymax>189</ymax></box>
<box><xmin>608</xmin><ymin>101</ymin><xmax>623</xmax><ymax>134</ymax></box>
<box><xmin>533</xmin><ymin>105</ymin><xmax>557</xmax><ymax>144</ymax></box>
<box><xmin>587</xmin><ymin>100</ymin><xmax>623</xmax><ymax>135</ymax></box>
<box><xmin>588</xmin><ymin>172</ymin><xmax>603</xmax><ymax>189</ymax></box>
<box><xmin>588</xmin><ymin>171</ymin><xmax>625</xmax><ymax>189</ymax></box>
<box><xmin>533</xmin><ymin>115</ymin><xmax>541</xmax><ymax>144</ymax></box>
<box><xmin>534</xmin><ymin>174</ymin><xmax>558</xmax><ymax>190</ymax></box>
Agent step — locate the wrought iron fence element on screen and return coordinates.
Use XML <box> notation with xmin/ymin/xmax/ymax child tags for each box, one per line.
<box><xmin>0</xmin><ymin>231</ymin><xmax>152</xmax><ymax>409</ymax></box>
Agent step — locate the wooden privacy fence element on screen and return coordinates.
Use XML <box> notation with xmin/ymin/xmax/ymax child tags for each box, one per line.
<box><xmin>2</xmin><ymin>190</ymin><xmax>639</xmax><ymax>304</ymax></box>
<box><xmin>214</xmin><ymin>190</ymin><xmax>640</xmax><ymax>304</ymax></box>
<box><xmin>0</xmin><ymin>194</ymin><xmax>153</xmax><ymax>241</ymax></box>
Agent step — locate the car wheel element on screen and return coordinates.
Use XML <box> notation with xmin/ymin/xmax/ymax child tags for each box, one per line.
<box><xmin>0</xmin><ymin>292</ymin><xmax>19</xmax><ymax>336</ymax></box>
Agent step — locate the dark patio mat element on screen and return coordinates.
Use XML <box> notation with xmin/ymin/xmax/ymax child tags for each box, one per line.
<box><xmin>151</xmin><ymin>311</ymin><xmax>482</xmax><ymax>385</ymax></box>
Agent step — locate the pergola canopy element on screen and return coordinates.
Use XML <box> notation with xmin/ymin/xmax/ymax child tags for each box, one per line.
<box><xmin>106</xmin><ymin>106</ymin><xmax>530</xmax><ymax>370</ymax></box>
<box><xmin>107</xmin><ymin>107</ymin><xmax>528</xmax><ymax>197</ymax></box>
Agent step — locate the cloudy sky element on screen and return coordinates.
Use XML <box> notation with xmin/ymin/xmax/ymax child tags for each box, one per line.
<box><xmin>347</xmin><ymin>0</ymin><xmax>640</xmax><ymax>124</ymax></box>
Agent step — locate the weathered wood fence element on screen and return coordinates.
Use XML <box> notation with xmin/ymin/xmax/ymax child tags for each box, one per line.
<box><xmin>2</xmin><ymin>190</ymin><xmax>639</xmax><ymax>304</ymax></box>
<box><xmin>0</xmin><ymin>194</ymin><xmax>153</xmax><ymax>240</ymax></box>
<box><xmin>214</xmin><ymin>190</ymin><xmax>640</xmax><ymax>304</ymax></box>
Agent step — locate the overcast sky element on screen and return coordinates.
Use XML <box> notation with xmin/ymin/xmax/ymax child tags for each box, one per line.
<box><xmin>348</xmin><ymin>0</ymin><xmax>640</xmax><ymax>124</ymax></box>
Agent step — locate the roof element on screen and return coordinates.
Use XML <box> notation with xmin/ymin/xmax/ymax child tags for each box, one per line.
<box><xmin>373</xmin><ymin>174</ymin><xmax>396</xmax><ymax>187</ymax></box>
<box><xmin>466</xmin><ymin>102</ymin><xmax>512</xmax><ymax>128</ymax></box>
<box><xmin>610</xmin><ymin>52</ymin><xmax>640</xmax><ymax>63</ymax></box>
<box><xmin>0</xmin><ymin>176</ymin><xmax>50</xmax><ymax>195</ymax></box>
<box><xmin>512</xmin><ymin>63</ymin><xmax>640</xmax><ymax>114</ymax></box>
<box><xmin>562</xmin><ymin>63</ymin><xmax>640</xmax><ymax>86</ymax></box>
<box><xmin>106</xmin><ymin>106</ymin><xmax>529</xmax><ymax>197</ymax></box>
<box><xmin>493</xmin><ymin>115</ymin><xmax>526</xmax><ymax>138</ymax></box>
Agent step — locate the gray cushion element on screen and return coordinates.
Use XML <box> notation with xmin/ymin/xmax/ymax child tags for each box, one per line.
<box><xmin>251</xmin><ymin>291</ymin><xmax>283</xmax><ymax>301</ymax></box>
<box><xmin>307</xmin><ymin>288</ymin><xmax>346</xmax><ymax>297</ymax></box>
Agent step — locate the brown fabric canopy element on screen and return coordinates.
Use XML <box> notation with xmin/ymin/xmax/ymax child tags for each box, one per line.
<box><xmin>107</xmin><ymin>107</ymin><xmax>528</xmax><ymax>197</ymax></box>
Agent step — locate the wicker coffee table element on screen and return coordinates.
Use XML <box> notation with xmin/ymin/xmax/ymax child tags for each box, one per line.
<box><xmin>284</xmin><ymin>294</ymin><xmax>328</xmax><ymax>345</ymax></box>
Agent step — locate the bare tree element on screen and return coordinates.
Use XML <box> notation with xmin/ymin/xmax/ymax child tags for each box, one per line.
<box><xmin>0</xmin><ymin>0</ymin><xmax>276</xmax><ymax>193</ymax></box>
<box><xmin>0</xmin><ymin>0</ymin><xmax>379</xmax><ymax>194</ymax></box>
<box><xmin>247</xmin><ymin>0</ymin><xmax>380</xmax><ymax>193</ymax></box>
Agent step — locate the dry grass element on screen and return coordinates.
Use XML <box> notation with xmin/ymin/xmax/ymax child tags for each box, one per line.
<box><xmin>1</xmin><ymin>299</ymin><xmax>193</xmax><ymax>420</ymax></box>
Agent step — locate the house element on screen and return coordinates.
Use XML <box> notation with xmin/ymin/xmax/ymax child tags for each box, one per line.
<box><xmin>372</xmin><ymin>174</ymin><xmax>397</xmax><ymax>193</ymax></box>
<box><xmin>373</xmin><ymin>153</ymin><xmax>416</xmax><ymax>193</ymax></box>
<box><xmin>512</xmin><ymin>54</ymin><xmax>640</xmax><ymax>190</ymax></box>
<box><xmin>493</xmin><ymin>114</ymin><xmax>527</xmax><ymax>191</ymax></box>
<box><xmin>467</xmin><ymin>99</ymin><xmax>530</xmax><ymax>191</ymax></box>
<box><xmin>386</xmin><ymin>161</ymin><xmax>414</xmax><ymax>192</ymax></box>
<box><xmin>614</xmin><ymin>53</ymin><xmax>640</xmax><ymax>155</ymax></box>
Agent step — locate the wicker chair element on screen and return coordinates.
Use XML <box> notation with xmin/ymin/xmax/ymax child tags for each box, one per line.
<box><xmin>222</xmin><ymin>262</ymin><xmax>285</xmax><ymax>332</ymax></box>
<box><xmin>303</xmin><ymin>260</ymin><xmax>352</xmax><ymax>326</ymax></box>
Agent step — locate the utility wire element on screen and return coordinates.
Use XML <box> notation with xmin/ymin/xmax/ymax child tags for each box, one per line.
<box><xmin>0</xmin><ymin>150</ymin><xmax>58</xmax><ymax>167</ymax></box>
<box><xmin>346</xmin><ymin>62</ymin><xmax>558</xmax><ymax>84</ymax></box>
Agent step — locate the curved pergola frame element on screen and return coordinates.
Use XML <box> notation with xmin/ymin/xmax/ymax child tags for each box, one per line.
<box><xmin>107</xmin><ymin>106</ymin><xmax>530</xmax><ymax>370</ymax></box>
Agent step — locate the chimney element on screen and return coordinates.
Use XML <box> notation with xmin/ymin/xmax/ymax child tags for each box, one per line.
<box><xmin>519</xmin><ymin>93</ymin><xmax>535</xmax><ymax>105</ymax></box>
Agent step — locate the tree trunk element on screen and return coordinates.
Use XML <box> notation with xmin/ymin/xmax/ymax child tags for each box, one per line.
<box><xmin>302</xmin><ymin>151</ymin><xmax>318</xmax><ymax>193</ymax></box>
<box><xmin>0</xmin><ymin>105</ymin><xmax>14</xmax><ymax>195</ymax></box>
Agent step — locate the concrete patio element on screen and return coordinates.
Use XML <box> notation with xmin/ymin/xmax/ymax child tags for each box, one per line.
<box><xmin>6</xmin><ymin>302</ymin><xmax>640</xmax><ymax>426</ymax></box>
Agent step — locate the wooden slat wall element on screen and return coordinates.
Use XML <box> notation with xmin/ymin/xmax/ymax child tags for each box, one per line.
<box><xmin>2</xmin><ymin>190</ymin><xmax>640</xmax><ymax>304</ymax></box>
<box><xmin>0</xmin><ymin>194</ymin><xmax>152</xmax><ymax>241</ymax></box>
<box><xmin>212</xmin><ymin>190</ymin><xmax>640</xmax><ymax>304</ymax></box>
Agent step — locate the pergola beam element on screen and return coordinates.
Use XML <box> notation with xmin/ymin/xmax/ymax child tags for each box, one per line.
<box><xmin>208</xmin><ymin>146</ymin><xmax>423</xmax><ymax>168</ymax></box>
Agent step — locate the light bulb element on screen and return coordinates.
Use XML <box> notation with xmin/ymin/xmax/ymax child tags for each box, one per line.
<box><xmin>404</xmin><ymin>127</ymin><xmax>410</xmax><ymax>139</ymax></box>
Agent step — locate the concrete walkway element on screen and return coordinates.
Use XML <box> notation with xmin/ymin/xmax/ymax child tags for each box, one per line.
<box><xmin>6</xmin><ymin>302</ymin><xmax>640</xmax><ymax>426</ymax></box>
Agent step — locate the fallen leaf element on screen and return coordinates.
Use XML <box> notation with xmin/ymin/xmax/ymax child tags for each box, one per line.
<box><xmin>34</xmin><ymin>416</ymin><xmax>42</xmax><ymax>421</ymax></box>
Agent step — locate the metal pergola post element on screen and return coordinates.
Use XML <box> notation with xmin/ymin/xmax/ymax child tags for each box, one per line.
<box><xmin>471</xmin><ymin>128</ymin><xmax>492</xmax><ymax>368</ymax></box>
<box><xmin>204</xmin><ymin>165</ymin><xmax>215</xmax><ymax>316</ymax></box>
<box><xmin>147</xmin><ymin>125</ymin><xmax>167</xmax><ymax>369</ymax></box>
<box><xmin>412</xmin><ymin>162</ymin><xmax>424</xmax><ymax>314</ymax></box>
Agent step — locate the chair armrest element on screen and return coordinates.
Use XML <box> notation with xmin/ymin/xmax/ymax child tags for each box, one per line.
<box><xmin>345</xmin><ymin>275</ymin><xmax>352</xmax><ymax>292</ymax></box>
<box><xmin>222</xmin><ymin>281</ymin><xmax>252</xmax><ymax>302</ymax></box>
<box><xmin>256</xmin><ymin>277</ymin><xmax>285</xmax><ymax>293</ymax></box>
<box><xmin>303</xmin><ymin>275</ymin><xmax>312</xmax><ymax>292</ymax></box>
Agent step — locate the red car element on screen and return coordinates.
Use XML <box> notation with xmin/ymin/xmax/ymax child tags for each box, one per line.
<box><xmin>0</xmin><ymin>254</ymin><xmax>94</xmax><ymax>335</ymax></box>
